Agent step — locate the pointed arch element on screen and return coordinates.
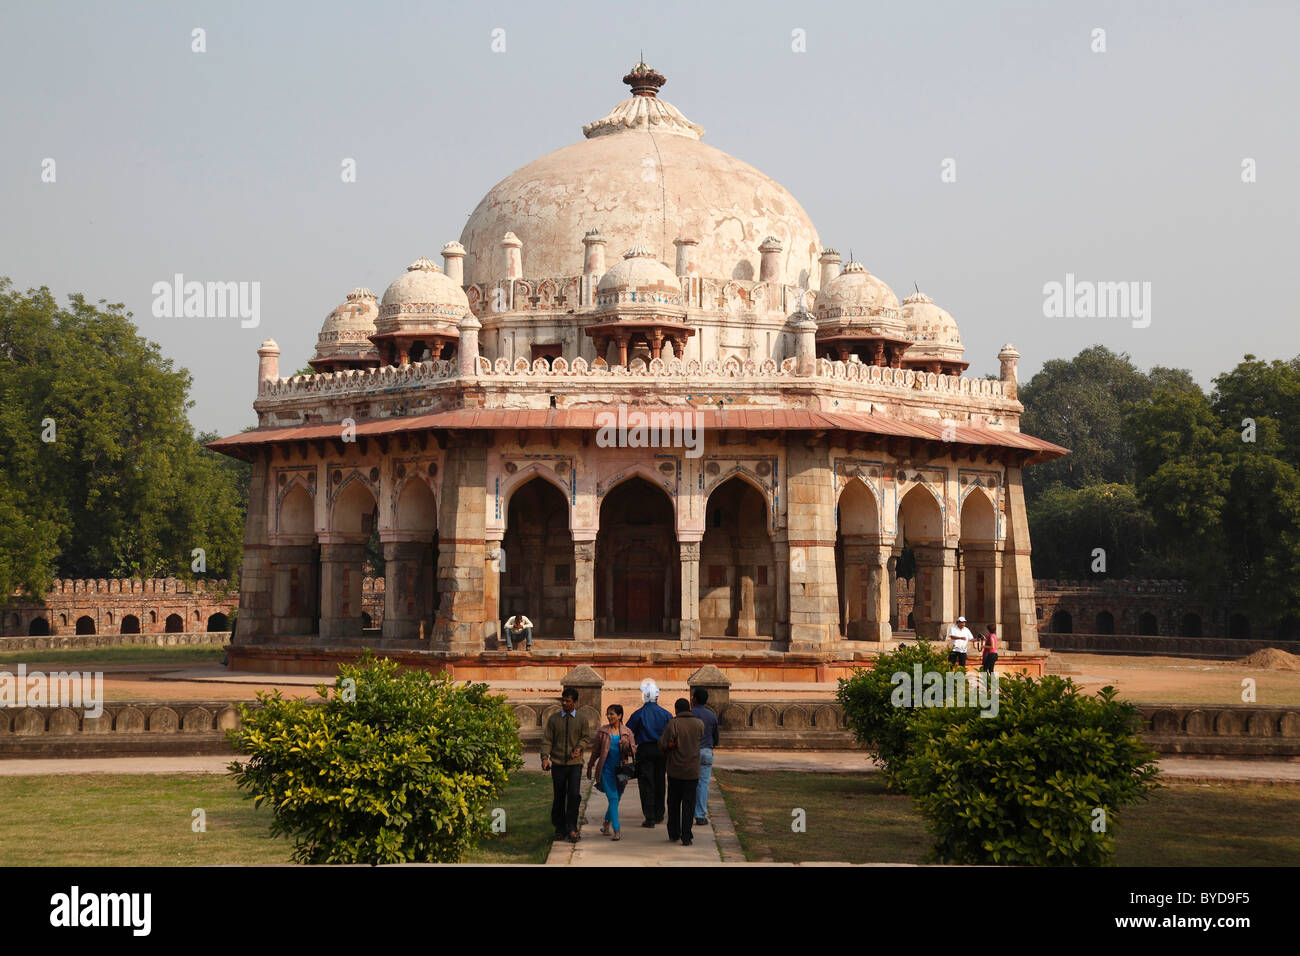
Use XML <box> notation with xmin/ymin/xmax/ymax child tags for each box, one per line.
<box><xmin>277</xmin><ymin>481</ymin><xmax>315</xmax><ymax>537</ymax></box>
<box><xmin>332</xmin><ymin>474</ymin><xmax>378</xmax><ymax>537</ymax></box>
<box><xmin>501</xmin><ymin>475</ymin><xmax>575</xmax><ymax>638</ymax></box>
<box><xmin>703</xmin><ymin>466</ymin><xmax>774</xmax><ymax>535</ymax></box>
<box><xmin>596</xmin><ymin>475</ymin><xmax>679</xmax><ymax>635</ymax></box>
<box><xmin>394</xmin><ymin>475</ymin><xmax>437</xmax><ymax>533</ymax></box>
<box><xmin>700</xmin><ymin>476</ymin><xmax>775</xmax><ymax>638</ymax></box>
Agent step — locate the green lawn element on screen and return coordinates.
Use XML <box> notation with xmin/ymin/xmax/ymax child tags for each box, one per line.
<box><xmin>715</xmin><ymin>770</ymin><xmax>1300</xmax><ymax>866</ymax></box>
<box><xmin>0</xmin><ymin>770</ymin><xmax>555</xmax><ymax>865</ymax></box>
<box><xmin>0</xmin><ymin>645</ymin><xmax>226</xmax><ymax>666</ymax></box>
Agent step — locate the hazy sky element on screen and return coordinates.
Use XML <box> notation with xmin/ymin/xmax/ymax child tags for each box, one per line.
<box><xmin>2</xmin><ymin>0</ymin><xmax>1296</xmax><ymax>436</ymax></box>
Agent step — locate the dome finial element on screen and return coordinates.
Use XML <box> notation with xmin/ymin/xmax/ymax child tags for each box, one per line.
<box><xmin>623</xmin><ymin>60</ymin><xmax>666</xmax><ymax>98</ymax></box>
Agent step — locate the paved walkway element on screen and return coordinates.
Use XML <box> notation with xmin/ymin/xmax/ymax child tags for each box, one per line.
<box><xmin>544</xmin><ymin>772</ymin><xmax>743</xmax><ymax>866</ymax></box>
<box><xmin>1</xmin><ymin>751</ymin><xmax>1297</xmax><ymax>784</ymax></box>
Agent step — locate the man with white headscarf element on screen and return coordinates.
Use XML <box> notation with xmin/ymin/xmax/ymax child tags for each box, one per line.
<box><xmin>625</xmin><ymin>679</ymin><xmax>672</xmax><ymax>828</ymax></box>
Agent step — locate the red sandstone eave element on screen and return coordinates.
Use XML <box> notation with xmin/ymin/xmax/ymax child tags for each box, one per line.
<box><xmin>205</xmin><ymin>408</ymin><xmax>1068</xmax><ymax>464</ymax></box>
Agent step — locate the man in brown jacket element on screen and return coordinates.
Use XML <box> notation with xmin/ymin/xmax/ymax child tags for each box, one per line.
<box><xmin>657</xmin><ymin>697</ymin><xmax>706</xmax><ymax>846</ymax></box>
<box><xmin>541</xmin><ymin>687</ymin><xmax>592</xmax><ymax>843</ymax></box>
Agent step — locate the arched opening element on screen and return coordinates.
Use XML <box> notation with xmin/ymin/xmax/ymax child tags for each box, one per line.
<box><xmin>1138</xmin><ymin>611</ymin><xmax>1158</xmax><ymax>636</ymax></box>
<box><xmin>121</xmin><ymin>614</ymin><xmax>141</xmax><ymax>634</ymax></box>
<box><xmin>1050</xmin><ymin>610</ymin><xmax>1072</xmax><ymax>634</ymax></box>
<box><xmin>361</xmin><ymin>611</ymin><xmax>372</xmax><ymax>629</ymax></box>
<box><xmin>958</xmin><ymin>489</ymin><xmax>998</xmax><ymax>632</ymax></box>
<box><xmin>1095</xmin><ymin>611</ymin><xmax>1115</xmax><ymax>635</ymax></box>
<box><xmin>322</xmin><ymin>479</ymin><xmax>378</xmax><ymax>639</ymax></box>
<box><xmin>272</xmin><ymin>482</ymin><xmax>320</xmax><ymax>637</ymax></box>
<box><xmin>898</xmin><ymin>484</ymin><xmax>947</xmax><ymax>640</ymax></box>
<box><xmin>1180</xmin><ymin>613</ymin><xmax>1202</xmax><ymax>638</ymax></box>
<box><xmin>206</xmin><ymin>612</ymin><xmax>228</xmax><ymax>632</ymax></box>
<box><xmin>700</xmin><ymin>477</ymin><xmax>775</xmax><ymax>639</ymax></box>
<box><xmin>164</xmin><ymin>613</ymin><xmax>184</xmax><ymax>632</ymax></box>
<box><xmin>28</xmin><ymin>617</ymin><xmax>50</xmax><ymax>636</ymax></box>
<box><xmin>1229</xmin><ymin>613</ymin><xmax>1251</xmax><ymax>639</ymax></box>
<box><xmin>149</xmin><ymin>611</ymin><xmax>157</xmax><ymax>625</ymax></box>
<box><xmin>383</xmin><ymin>477</ymin><xmax>441</xmax><ymax>639</ymax></box>
<box><xmin>75</xmin><ymin>616</ymin><xmax>96</xmax><ymax>635</ymax></box>
<box><xmin>502</xmin><ymin>476</ymin><xmax>573</xmax><ymax>639</ymax></box>
<box><xmin>835</xmin><ymin>479</ymin><xmax>884</xmax><ymax>640</ymax></box>
<box><xmin>596</xmin><ymin>476</ymin><xmax>679</xmax><ymax>635</ymax></box>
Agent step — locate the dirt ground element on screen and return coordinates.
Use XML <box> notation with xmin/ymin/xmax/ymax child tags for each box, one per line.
<box><xmin>1047</xmin><ymin>652</ymin><xmax>1300</xmax><ymax>706</ymax></box>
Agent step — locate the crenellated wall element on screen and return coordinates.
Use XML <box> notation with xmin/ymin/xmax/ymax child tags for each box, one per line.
<box><xmin>3</xmin><ymin>579</ymin><xmax>237</xmax><ymax>639</ymax></box>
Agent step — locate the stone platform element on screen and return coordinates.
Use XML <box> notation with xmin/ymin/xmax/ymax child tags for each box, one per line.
<box><xmin>227</xmin><ymin>641</ymin><xmax>1049</xmax><ymax>683</ymax></box>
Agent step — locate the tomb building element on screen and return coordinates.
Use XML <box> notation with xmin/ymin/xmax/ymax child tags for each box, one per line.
<box><xmin>211</xmin><ymin>63</ymin><xmax>1066</xmax><ymax>675</ymax></box>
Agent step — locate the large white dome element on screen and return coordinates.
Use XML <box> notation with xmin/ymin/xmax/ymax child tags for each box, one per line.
<box><xmin>459</xmin><ymin>65</ymin><xmax>822</xmax><ymax>290</ymax></box>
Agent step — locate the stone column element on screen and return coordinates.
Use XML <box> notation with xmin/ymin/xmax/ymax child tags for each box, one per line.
<box><xmin>582</xmin><ymin>229</ymin><xmax>606</xmax><ymax>276</ymax></box>
<box><xmin>318</xmin><ymin>539</ymin><xmax>367</xmax><ymax>639</ymax></box>
<box><xmin>793</xmin><ymin>312</ymin><xmax>818</xmax><ymax>375</ymax></box>
<box><xmin>679</xmin><ymin>539</ymin><xmax>701</xmax><ymax>647</ymax></box>
<box><xmin>963</xmin><ymin>544</ymin><xmax>1002</xmax><ymax>636</ymax></box>
<box><xmin>457</xmin><ymin>313</ymin><xmax>481</xmax><ymax>377</ymax></box>
<box><xmin>501</xmin><ymin>232</ymin><xmax>523</xmax><ymax>280</ymax></box>
<box><xmin>236</xmin><ymin>457</ymin><xmax>275</xmax><ymax>643</ymax></box>
<box><xmin>381</xmin><ymin>537</ymin><xmax>434</xmax><ymax>640</ymax></box>
<box><xmin>432</xmin><ymin>438</ymin><xmax>488</xmax><ymax>650</ymax></box>
<box><xmin>864</xmin><ymin>543</ymin><xmax>895</xmax><ymax>641</ymax></box>
<box><xmin>269</xmin><ymin>543</ymin><xmax>317</xmax><ymax>637</ymax></box>
<box><xmin>773</xmin><ymin>528</ymin><xmax>790</xmax><ymax>643</ymax></box>
<box><xmin>484</xmin><ymin>534</ymin><xmax>503</xmax><ymax>647</ymax></box>
<box><xmin>257</xmin><ymin>339</ymin><xmax>280</xmax><ymax>388</ymax></box>
<box><xmin>573</xmin><ymin>538</ymin><xmax>596</xmax><ymax>642</ymax></box>
<box><xmin>673</xmin><ymin>236</ymin><xmax>698</xmax><ymax>278</ymax></box>
<box><xmin>785</xmin><ymin>439</ymin><xmax>839</xmax><ymax>649</ymax></box>
<box><xmin>840</xmin><ymin>535</ymin><xmax>893</xmax><ymax>641</ymax></box>
<box><xmin>887</xmin><ymin>551</ymin><xmax>900</xmax><ymax>630</ymax></box>
<box><xmin>1002</xmin><ymin>466</ymin><xmax>1039</xmax><ymax>650</ymax></box>
<box><xmin>442</xmin><ymin>241</ymin><xmax>466</xmax><ymax>286</ymax></box>
<box><xmin>818</xmin><ymin>248</ymin><xmax>842</xmax><ymax>290</ymax></box>
<box><xmin>758</xmin><ymin>236</ymin><xmax>783</xmax><ymax>282</ymax></box>
<box><xmin>911</xmin><ymin>544</ymin><xmax>957</xmax><ymax>642</ymax></box>
<box><xmin>998</xmin><ymin>344</ymin><xmax>1021</xmax><ymax>401</ymax></box>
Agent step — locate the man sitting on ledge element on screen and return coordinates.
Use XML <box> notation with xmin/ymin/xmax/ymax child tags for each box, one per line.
<box><xmin>503</xmin><ymin>612</ymin><xmax>534</xmax><ymax>651</ymax></box>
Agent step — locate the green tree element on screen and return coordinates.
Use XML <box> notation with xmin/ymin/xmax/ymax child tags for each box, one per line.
<box><xmin>0</xmin><ymin>278</ymin><xmax>247</xmax><ymax>598</ymax></box>
<box><xmin>898</xmin><ymin>675</ymin><xmax>1161</xmax><ymax>865</ymax></box>
<box><xmin>228</xmin><ymin>655</ymin><xmax>523</xmax><ymax>864</ymax></box>
<box><xmin>836</xmin><ymin>641</ymin><xmax>964</xmax><ymax>785</ymax></box>
<box><xmin>1027</xmin><ymin>483</ymin><xmax>1166</xmax><ymax>579</ymax></box>
<box><xmin>1018</xmin><ymin>346</ymin><xmax>1155</xmax><ymax>496</ymax></box>
<box><xmin>1125</xmin><ymin>359</ymin><xmax>1300</xmax><ymax>633</ymax></box>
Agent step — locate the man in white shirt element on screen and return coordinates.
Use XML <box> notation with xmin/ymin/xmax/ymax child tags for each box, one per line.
<box><xmin>503</xmin><ymin>612</ymin><xmax>534</xmax><ymax>651</ymax></box>
<box><xmin>947</xmin><ymin>615</ymin><xmax>973</xmax><ymax>666</ymax></box>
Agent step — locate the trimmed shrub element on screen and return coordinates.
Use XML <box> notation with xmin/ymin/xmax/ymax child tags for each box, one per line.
<box><xmin>228</xmin><ymin>655</ymin><xmax>522</xmax><ymax>864</ymax></box>
<box><xmin>835</xmin><ymin>641</ymin><xmax>965</xmax><ymax>782</ymax></box>
<box><xmin>898</xmin><ymin>675</ymin><xmax>1161</xmax><ymax>865</ymax></box>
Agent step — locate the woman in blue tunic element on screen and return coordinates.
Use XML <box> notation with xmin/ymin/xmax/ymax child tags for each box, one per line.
<box><xmin>586</xmin><ymin>703</ymin><xmax>636</xmax><ymax>839</ymax></box>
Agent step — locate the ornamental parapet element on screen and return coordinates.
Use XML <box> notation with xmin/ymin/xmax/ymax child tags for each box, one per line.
<box><xmin>258</xmin><ymin>355</ymin><xmax>1007</xmax><ymax>400</ymax></box>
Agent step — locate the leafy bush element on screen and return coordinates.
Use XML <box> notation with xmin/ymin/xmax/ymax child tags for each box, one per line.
<box><xmin>898</xmin><ymin>675</ymin><xmax>1160</xmax><ymax>865</ymax></box>
<box><xmin>228</xmin><ymin>655</ymin><xmax>522</xmax><ymax>864</ymax></box>
<box><xmin>835</xmin><ymin>641</ymin><xmax>965</xmax><ymax>782</ymax></box>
